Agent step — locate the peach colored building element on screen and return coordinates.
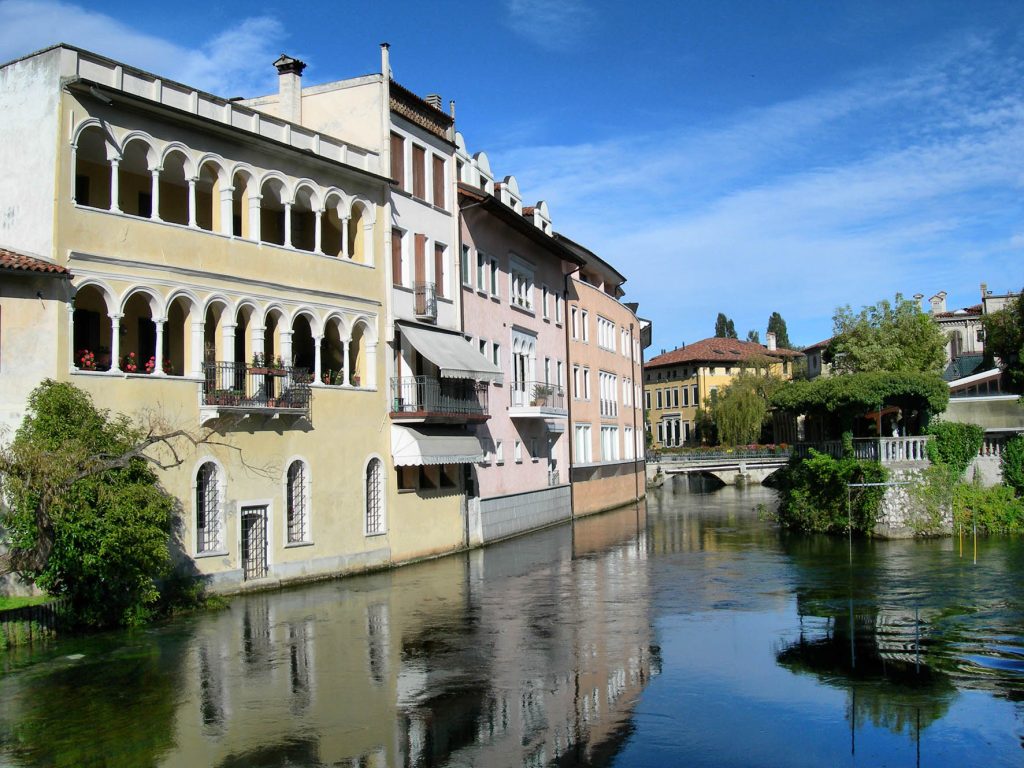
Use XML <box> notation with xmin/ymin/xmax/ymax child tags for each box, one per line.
<box><xmin>558</xmin><ymin>235</ymin><xmax>650</xmax><ymax>517</ymax></box>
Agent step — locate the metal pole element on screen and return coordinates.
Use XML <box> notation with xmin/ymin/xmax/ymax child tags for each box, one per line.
<box><xmin>915</xmin><ymin>605</ymin><xmax>920</xmax><ymax>674</ymax></box>
<box><xmin>973</xmin><ymin>520</ymin><xmax>978</xmax><ymax>565</ymax></box>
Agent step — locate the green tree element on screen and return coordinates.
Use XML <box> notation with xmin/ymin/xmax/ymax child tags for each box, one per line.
<box><xmin>982</xmin><ymin>291</ymin><xmax>1024</xmax><ymax>392</ymax></box>
<box><xmin>0</xmin><ymin>381</ymin><xmax>210</xmax><ymax>627</ymax></box>
<box><xmin>746</xmin><ymin>329</ymin><xmax>761</xmax><ymax>343</ymax></box>
<box><xmin>712</xmin><ymin>365</ymin><xmax>784</xmax><ymax>445</ymax></box>
<box><xmin>767</xmin><ymin>311</ymin><xmax>791</xmax><ymax>349</ymax></box>
<box><xmin>829</xmin><ymin>294</ymin><xmax>946</xmax><ymax>375</ymax></box>
<box><xmin>715</xmin><ymin>312</ymin><xmax>737</xmax><ymax>339</ymax></box>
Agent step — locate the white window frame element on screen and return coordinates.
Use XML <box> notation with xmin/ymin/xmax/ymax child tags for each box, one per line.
<box><xmin>514</xmin><ymin>439</ymin><xmax>523</xmax><ymax>463</ymax></box>
<box><xmin>461</xmin><ymin>243</ymin><xmax>472</xmax><ymax>287</ymax></box>
<box><xmin>363</xmin><ymin>455</ymin><xmax>386</xmax><ymax>536</ymax></box>
<box><xmin>284</xmin><ymin>457</ymin><xmax>312</xmax><ymax>545</ymax></box>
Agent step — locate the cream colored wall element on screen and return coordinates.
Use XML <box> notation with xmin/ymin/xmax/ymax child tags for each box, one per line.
<box><xmin>0</xmin><ymin>277</ymin><xmax>67</xmax><ymax>437</ymax></box>
<box><xmin>299</xmin><ymin>81</ymin><xmax>384</xmax><ymax>152</ymax></box>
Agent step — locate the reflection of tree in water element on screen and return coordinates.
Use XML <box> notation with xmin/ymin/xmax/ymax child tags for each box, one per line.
<box><xmin>0</xmin><ymin>638</ymin><xmax>187</xmax><ymax>766</ymax></box>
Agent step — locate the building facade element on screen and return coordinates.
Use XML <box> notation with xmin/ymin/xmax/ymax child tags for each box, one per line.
<box><xmin>644</xmin><ymin>335</ymin><xmax>801</xmax><ymax>449</ymax></box>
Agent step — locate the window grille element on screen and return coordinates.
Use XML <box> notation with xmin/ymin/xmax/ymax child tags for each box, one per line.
<box><xmin>366</xmin><ymin>458</ymin><xmax>384</xmax><ymax>534</ymax></box>
<box><xmin>286</xmin><ymin>461</ymin><xmax>308</xmax><ymax>543</ymax></box>
<box><xmin>196</xmin><ymin>462</ymin><xmax>220</xmax><ymax>552</ymax></box>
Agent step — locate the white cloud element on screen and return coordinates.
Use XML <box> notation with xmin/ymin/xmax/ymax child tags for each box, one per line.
<box><xmin>0</xmin><ymin>0</ymin><xmax>286</xmax><ymax>96</ymax></box>
<box><xmin>486</xmin><ymin>31</ymin><xmax>1024</xmax><ymax>348</ymax></box>
<box><xmin>504</xmin><ymin>0</ymin><xmax>594</xmax><ymax>50</ymax></box>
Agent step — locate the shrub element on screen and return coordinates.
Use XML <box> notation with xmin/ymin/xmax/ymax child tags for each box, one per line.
<box><xmin>925</xmin><ymin>421</ymin><xmax>984</xmax><ymax>478</ymax></box>
<box><xmin>769</xmin><ymin>450</ymin><xmax>889</xmax><ymax>534</ymax></box>
<box><xmin>1002</xmin><ymin>435</ymin><xmax>1024</xmax><ymax>496</ymax></box>
<box><xmin>953</xmin><ymin>482</ymin><xmax>1024</xmax><ymax>533</ymax></box>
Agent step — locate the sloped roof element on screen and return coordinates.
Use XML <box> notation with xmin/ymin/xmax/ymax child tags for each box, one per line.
<box><xmin>647</xmin><ymin>337</ymin><xmax>802</xmax><ymax>368</ymax></box>
<box><xmin>942</xmin><ymin>354</ymin><xmax>986</xmax><ymax>381</ymax></box>
<box><xmin>934</xmin><ymin>304</ymin><xmax>983</xmax><ymax>319</ymax></box>
<box><xmin>0</xmin><ymin>247</ymin><xmax>69</xmax><ymax>276</ymax></box>
<box><xmin>802</xmin><ymin>337</ymin><xmax>833</xmax><ymax>353</ymax></box>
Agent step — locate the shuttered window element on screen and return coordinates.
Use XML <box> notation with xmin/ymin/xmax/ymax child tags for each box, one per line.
<box><xmin>412</xmin><ymin>145</ymin><xmax>426</xmax><ymax>199</ymax></box>
<box><xmin>391</xmin><ymin>228</ymin><xmax>403</xmax><ymax>286</ymax></box>
<box><xmin>390</xmin><ymin>132</ymin><xmax>404</xmax><ymax>189</ymax></box>
<box><xmin>432</xmin><ymin>155</ymin><xmax>445</xmax><ymax>208</ymax></box>
<box><xmin>434</xmin><ymin>243</ymin><xmax>445</xmax><ymax>298</ymax></box>
<box><xmin>414</xmin><ymin>234</ymin><xmax>426</xmax><ymax>285</ymax></box>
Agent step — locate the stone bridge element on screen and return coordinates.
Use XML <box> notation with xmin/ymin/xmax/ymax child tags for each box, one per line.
<box><xmin>647</xmin><ymin>452</ymin><xmax>790</xmax><ymax>487</ymax></box>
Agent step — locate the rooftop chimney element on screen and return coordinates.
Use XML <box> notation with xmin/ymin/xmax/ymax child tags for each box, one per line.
<box><xmin>913</xmin><ymin>293</ymin><xmax>924</xmax><ymax>310</ymax></box>
<box><xmin>766</xmin><ymin>331</ymin><xmax>777</xmax><ymax>351</ymax></box>
<box><xmin>929</xmin><ymin>291</ymin><xmax>947</xmax><ymax>315</ymax></box>
<box><xmin>425</xmin><ymin>93</ymin><xmax>442</xmax><ymax>110</ymax></box>
<box><xmin>274</xmin><ymin>54</ymin><xmax>306</xmax><ymax>124</ymax></box>
<box><xmin>980</xmin><ymin>282</ymin><xmax>988</xmax><ymax>299</ymax></box>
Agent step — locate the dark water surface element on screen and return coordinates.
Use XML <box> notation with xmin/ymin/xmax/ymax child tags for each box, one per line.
<box><xmin>2</xmin><ymin>485</ymin><xmax>1023</xmax><ymax>767</ymax></box>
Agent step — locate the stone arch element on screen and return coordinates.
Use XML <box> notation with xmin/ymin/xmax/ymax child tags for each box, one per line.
<box><xmin>195</xmin><ymin>155</ymin><xmax>229</xmax><ymax>233</ymax></box>
<box><xmin>290</xmin><ymin>311</ymin><xmax>316</xmax><ymax>374</ymax></box>
<box><xmin>193</xmin><ymin>456</ymin><xmax>226</xmax><ymax>553</ymax></box>
<box><xmin>119</xmin><ymin>286</ymin><xmax>163</xmax><ymax>373</ymax></box>
<box><xmin>159</xmin><ymin>145</ymin><xmax>192</xmax><ymax>225</ymax></box>
<box><xmin>117</xmin><ymin>134</ymin><xmax>158</xmax><ymax>217</ymax></box>
<box><xmin>348</xmin><ymin>315</ymin><xmax>377</xmax><ymax>388</ymax></box>
<box><xmin>290</xmin><ymin>181</ymin><xmax>319</xmax><ymax>252</ymax></box>
<box><xmin>259</xmin><ymin>173</ymin><xmax>288</xmax><ymax>245</ymax></box>
<box><xmin>348</xmin><ymin>198</ymin><xmax>375</xmax><ymax>265</ymax></box>
<box><xmin>164</xmin><ymin>290</ymin><xmax>201</xmax><ymax>377</ymax></box>
<box><xmin>321</xmin><ymin>188</ymin><xmax>347</xmax><ymax>257</ymax></box>
<box><xmin>72</xmin><ymin>121</ymin><xmax>119</xmax><ymax>209</ymax></box>
<box><xmin>229</xmin><ymin>165</ymin><xmax>258</xmax><ymax>238</ymax></box>
<box><xmin>319</xmin><ymin>313</ymin><xmax>346</xmax><ymax>385</ymax></box>
<box><xmin>202</xmin><ymin>296</ymin><xmax>231</xmax><ymax>366</ymax></box>
<box><xmin>284</xmin><ymin>456</ymin><xmax>312</xmax><ymax>544</ymax></box>
<box><xmin>72</xmin><ymin>280</ymin><xmax>115</xmax><ymax>371</ymax></box>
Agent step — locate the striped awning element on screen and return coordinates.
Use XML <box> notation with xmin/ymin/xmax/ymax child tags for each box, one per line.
<box><xmin>397</xmin><ymin>321</ymin><xmax>503</xmax><ymax>384</ymax></box>
<box><xmin>391</xmin><ymin>425</ymin><xmax>485</xmax><ymax>466</ymax></box>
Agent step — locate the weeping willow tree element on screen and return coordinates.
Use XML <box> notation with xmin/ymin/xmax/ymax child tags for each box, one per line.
<box><xmin>712</xmin><ymin>365</ymin><xmax>785</xmax><ymax>445</ymax></box>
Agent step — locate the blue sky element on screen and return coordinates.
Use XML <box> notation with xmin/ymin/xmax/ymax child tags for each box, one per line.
<box><xmin>2</xmin><ymin>0</ymin><xmax>1022</xmax><ymax>351</ymax></box>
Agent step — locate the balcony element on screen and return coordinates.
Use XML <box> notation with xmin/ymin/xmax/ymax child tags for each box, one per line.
<box><xmin>390</xmin><ymin>376</ymin><xmax>490</xmax><ymax>423</ymax></box>
<box><xmin>508</xmin><ymin>380</ymin><xmax>568</xmax><ymax>419</ymax></box>
<box><xmin>202</xmin><ymin>362</ymin><xmax>311</xmax><ymax>420</ymax></box>
<box><xmin>793</xmin><ymin>436</ymin><xmax>933</xmax><ymax>465</ymax></box>
<box><xmin>414</xmin><ymin>281</ymin><xmax>437</xmax><ymax>321</ymax></box>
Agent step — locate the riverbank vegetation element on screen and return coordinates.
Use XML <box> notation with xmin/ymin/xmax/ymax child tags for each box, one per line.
<box><xmin>0</xmin><ymin>381</ymin><xmax>217</xmax><ymax>630</ymax></box>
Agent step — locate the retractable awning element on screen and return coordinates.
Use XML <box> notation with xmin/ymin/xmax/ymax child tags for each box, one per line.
<box><xmin>398</xmin><ymin>322</ymin><xmax>504</xmax><ymax>384</ymax></box>
<box><xmin>391</xmin><ymin>425</ymin><xmax>485</xmax><ymax>466</ymax></box>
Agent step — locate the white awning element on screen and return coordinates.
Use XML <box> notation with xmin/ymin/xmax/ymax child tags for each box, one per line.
<box><xmin>398</xmin><ymin>322</ymin><xmax>504</xmax><ymax>384</ymax></box>
<box><xmin>391</xmin><ymin>425</ymin><xmax>485</xmax><ymax>466</ymax></box>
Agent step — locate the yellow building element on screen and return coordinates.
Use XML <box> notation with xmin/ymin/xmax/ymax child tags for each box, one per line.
<box><xmin>0</xmin><ymin>45</ymin><xmax>485</xmax><ymax>592</ymax></box>
<box><xmin>644</xmin><ymin>335</ymin><xmax>801</xmax><ymax>449</ymax></box>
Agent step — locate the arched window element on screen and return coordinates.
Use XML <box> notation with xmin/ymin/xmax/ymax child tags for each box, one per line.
<box><xmin>286</xmin><ymin>460</ymin><xmax>309</xmax><ymax>543</ymax></box>
<box><xmin>365</xmin><ymin>458</ymin><xmax>384</xmax><ymax>535</ymax></box>
<box><xmin>196</xmin><ymin>461</ymin><xmax>222</xmax><ymax>553</ymax></box>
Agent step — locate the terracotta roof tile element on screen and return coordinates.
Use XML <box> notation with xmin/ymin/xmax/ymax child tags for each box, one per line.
<box><xmin>0</xmin><ymin>247</ymin><xmax>69</xmax><ymax>275</ymax></box>
<box><xmin>802</xmin><ymin>337</ymin><xmax>833</xmax><ymax>353</ymax></box>
<box><xmin>646</xmin><ymin>337</ymin><xmax>802</xmax><ymax>368</ymax></box>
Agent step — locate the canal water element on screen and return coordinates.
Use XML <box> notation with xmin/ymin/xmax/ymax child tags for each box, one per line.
<box><xmin>1</xmin><ymin>484</ymin><xmax>1022</xmax><ymax>767</ymax></box>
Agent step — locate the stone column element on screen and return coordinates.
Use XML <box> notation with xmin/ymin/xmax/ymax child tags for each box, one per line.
<box><xmin>222</xmin><ymin>322</ymin><xmax>237</xmax><ymax>389</ymax></box>
<box><xmin>313</xmin><ymin>335</ymin><xmax>323</xmax><ymax>384</ymax></box>
<box><xmin>313</xmin><ymin>209</ymin><xmax>323</xmax><ymax>254</ymax></box>
<box><xmin>249</xmin><ymin>195</ymin><xmax>261</xmax><ymax>241</ymax></box>
<box><xmin>154</xmin><ymin>319</ymin><xmax>166</xmax><ymax>375</ymax></box>
<box><xmin>341</xmin><ymin>216</ymin><xmax>350</xmax><ymax>258</ymax></box>
<box><xmin>109</xmin><ymin>313</ymin><xmax>123</xmax><ymax>368</ymax></box>
<box><xmin>283</xmin><ymin>202</ymin><xmax>293</xmax><ymax>248</ymax></box>
<box><xmin>280</xmin><ymin>330</ymin><xmax>293</xmax><ymax>370</ymax></box>
<box><xmin>343</xmin><ymin>339</ymin><xmax>351</xmax><ymax>387</ymax></box>
<box><xmin>219</xmin><ymin>186</ymin><xmax>234</xmax><ymax>236</ymax></box>
<box><xmin>150</xmin><ymin>167</ymin><xmax>162</xmax><ymax>221</ymax></box>
<box><xmin>109</xmin><ymin>158</ymin><xmax>121</xmax><ymax>213</ymax></box>
<box><xmin>190</xmin><ymin>319</ymin><xmax>205</xmax><ymax>378</ymax></box>
<box><xmin>187</xmin><ymin>178</ymin><xmax>198</xmax><ymax>228</ymax></box>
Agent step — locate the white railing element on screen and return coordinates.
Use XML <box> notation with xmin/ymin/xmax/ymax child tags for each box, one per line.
<box><xmin>794</xmin><ymin>436</ymin><xmax>933</xmax><ymax>464</ymax></box>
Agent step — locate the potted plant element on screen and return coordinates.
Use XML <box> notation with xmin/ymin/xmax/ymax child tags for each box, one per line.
<box><xmin>531</xmin><ymin>383</ymin><xmax>554</xmax><ymax>406</ymax></box>
<box><xmin>76</xmin><ymin>349</ymin><xmax>97</xmax><ymax>371</ymax></box>
<box><xmin>120</xmin><ymin>352</ymin><xmax>138</xmax><ymax>373</ymax></box>
<box><xmin>351</xmin><ymin>374</ymin><xmax>361</xmax><ymax>387</ymax></box>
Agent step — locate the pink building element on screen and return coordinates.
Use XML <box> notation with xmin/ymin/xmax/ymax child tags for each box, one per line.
<box><xmin>457</xmin><ymin>171</ymin><xmax>584</xmax><ymax>543</ymax></box>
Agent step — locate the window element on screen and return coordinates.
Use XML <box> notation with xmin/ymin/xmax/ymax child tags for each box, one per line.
<box><xmin>490</xmin><ymin>258</ymin><xmax>500</xmax><ymax>297</ymax></box>
<box><xmin>432</xmin><ymin>154</ymin><xmax>445</xmax><ymax>208</ymax></box>
<box><xmin>365</xmin><ymin>458</ymin><xmax>384</xmax><ymax>534</ymax></box>
<box><xmin>557</xmin><ymin>361</ymin><xmax>564</xmax><ymax>387</ymax></box>
<box><xmin>656</xmin><ymin>390</ymin><xmax>663</xmax><ymax>409</ymax></box>
<box><xmin>624</xmin><ymin>427</ymin><xmax>635</xmax><ymax>460</ymax></box>
<box><xmin>598</xmin><ymin>316</ymin><xmax>615</xmax><ymax>351</ymax></box>
<box><xmin>599</xmin><ymin>372</ymin><xmax>618</xmax><ymax>417</ymax></box>
<box><xmin>434</xmin><ymin>243</ymin><xmax>446</xmax><ymax>298</ymax></box>
<box><xmin>573</xmin><ymin>365</ymin><xmax>581</xmax><ymax>398</ymax></box>
<box><xmin>461</xmin><ymin>244</ymin><xmax>472</xmax><ymax>286</ymax></box>
<box><xmin>412</xmin><ymin>144</ymin><xmax>426</xmax><ymax>199</ymax></box>
<box><xmin>530</xmin><ymin>438</ymin><xmax>539</xmax><ymax>461</ymax></box>
<box><xmin>514</xmin><ymin>439</ymin><xmax>523</xmax><ymax>463</ymax></box>
<box><xmin>574</xmin><ymin>423</ymin><xmax>592</xmax><ymax>463</ymax></box>
<box><xmin>477</xmin><ymin>250</ymin><xmax>487</xmax><ymax>291</ymax></box>
<box><xmin>583</xmin><ymin>367</ymin><xmax>591</xmax><ymax>399</ymax></box>
<box><xmin>196</xmin><ymin>461</ymin><xmax>222</xmax><ymax>553</ymax></box>
<box><xmin>601</xmin><ymin>426</ymin><xmax>619</xmax><ymax>461</ymax></box>
<box><xmin>542</xmin><ymin>286</ymin><xmax>550</xmax><ymax>319</ymax></box>
<box><xmin>509</xmin><ymin>260</ymin><xmax>533</xmax><ymax>309</ymax></box>
<box><xmin>682</xmin><ymin>387</ymin><xmax>689</xmax><ymax>407</ymax></box>
<box><xmin>555</xmin><ymin>295</ymin><xmax>564</xmax><ymax>324</ymax></box>
<box><xmin>581</xmin><ymin>311</ymin><xmax>590</xmax><ymax>342</ymax></box>
<box><xmin>390</xmin><ymin>132</ymin><xmax>405</xmax><ymax>190</ymax></box>
<box><xmin>645</xmin><ymin>390</ymin><xmax>651</xmax><ymax>409</ymax></box>
<box><xmin>571</xmin><ymin>307</ymin><xmax>579</xmax><ymax>339</ymax></box>
<box><xmin>623</xmin><ymin>378</ymin><xmax>632</xmax><ymax>407</ymax></box>
<box><xmin>692</xmin><ymin>384</ymin><xmax>699</xmax><ymax>404</ymax></box>
<box><xmin>544</xmin><ymin>357</ymin><xmax>552</xmax><ymax>383</ymax></box>
<box><xmin>479</xmin><ymin>338</ymin><xmax>487</xmax><ymax>356</ymax></box>
<box><xmin>391</xmin><ymin>228</ymin><xmax>404</xmax><ymax>287</ymax></box>
<box><xmin>496</xmin><ymin>440</ymin><xmax>505</xmax><ymax>464</ymax></box>
<box><xmin>672</xmin><ymin>388</ymin><xmax>679</xmax><ymax>408</ymax></box>
<box><xmin>286</xmin><ymin>460</ymin><xmax>309</xmax><ymax>543</ymax></box>
<box><xmin>492</xmin><ymin>342</ymin><xmax>500</xmax><ymax>367</ymax></box>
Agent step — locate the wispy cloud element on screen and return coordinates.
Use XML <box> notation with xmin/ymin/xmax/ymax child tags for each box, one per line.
<box><xmin>486</xmin><ymin>30</ymin><xmax>1024</xmax><ymax>347</ymax></box>
<box><xmin>0</xmin><ymin>0</ymin><xmax>287</xmax><ymax>95</ymax></box>
<box><xmin>504</xmin><ymin>0</ymin><xmax>594</xmax><ymax>50</ymax></box>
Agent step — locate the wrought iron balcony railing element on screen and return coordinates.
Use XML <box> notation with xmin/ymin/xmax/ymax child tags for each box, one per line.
<box><xmin>390</xmin><ymin>375</ymin><xmax>489</xmax><ymax>420</ymax></box>
<box><xmin>414</xmin><ymin>281</ymin><xmax>437</xmax><ymax>320</ymax></box>
<box><xmin>203</xmin><ymin>361</ymin><xmax>311</xmax><ymax>415</ymax></box>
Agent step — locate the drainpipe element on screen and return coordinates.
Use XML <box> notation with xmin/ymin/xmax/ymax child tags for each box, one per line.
<box><xmin>564</xmin><ymin>264</ymin><xmax>580</xmax><ymax>522</ymax></box>
<box><xmin>630</xmin><ymin>320</ymin><xmax>641</xmax><ymax>503</ymax></box>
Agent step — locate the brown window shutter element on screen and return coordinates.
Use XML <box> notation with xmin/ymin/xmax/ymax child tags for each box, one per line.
<box><xmin>432</xmin><ymin>155</ymin><xmax>445</xmax><ymax>207</ymax></box>
<box><xmin>390</xmin><ymin>133</ymin><xmax>404</xmax><ymax>188</ymax></box>
<box><xmin>391</xmin><ymin>228</ymin><xmax>403</xmax><ymax>286</ymax></box>
<box><xmin>434</xmin><ymin>243</ymin><xmax>444</xmax><ymax>297</ymax></box>
<box><xmin>412</xmin><ymin>145</ymin><xmax>426</xmax><ymax>199</ymax></box>
<box><xmin>414</xmin><ymin>234</ymin><xmax>426</xmax><ymax>284</ymax></box>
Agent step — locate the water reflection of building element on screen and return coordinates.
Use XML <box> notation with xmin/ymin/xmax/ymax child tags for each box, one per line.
<box><xmin>159</xmin><ymin>506</ymin><xmax>655</xmax><ymax>767</ymax></box>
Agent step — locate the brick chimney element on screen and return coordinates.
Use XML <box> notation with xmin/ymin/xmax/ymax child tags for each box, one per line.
<box><xmin>766</xmin><ymin>332</ymin><xmax>777</xmax><ymax>351</ymax></box>
<box><xmin>274</xmin><ymin>54</ymin><xmax>306</xmax><ymax>123</ymax></box>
